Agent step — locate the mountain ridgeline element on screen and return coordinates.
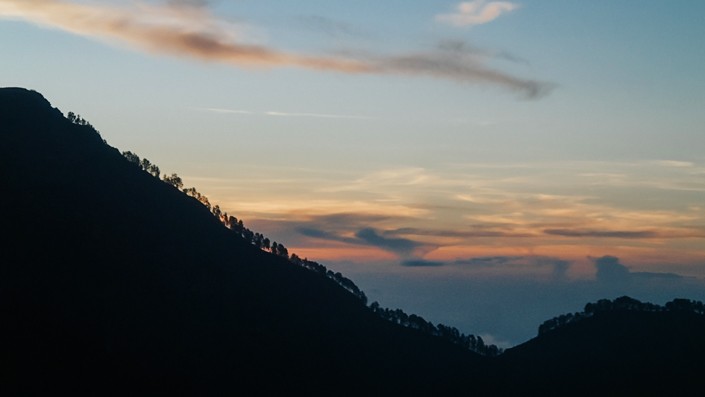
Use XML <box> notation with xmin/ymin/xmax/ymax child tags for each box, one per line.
<box><xmin>117</xmin><ymin>141</ymin><xmax>502</xmax><ymax>358</ymax></box>
<box><xmin>2</xmin><ymin>88</ymin><xmax>704</xmax><ymax>395</ymax></box>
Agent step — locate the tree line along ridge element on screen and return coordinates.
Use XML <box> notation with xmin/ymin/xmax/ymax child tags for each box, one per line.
<box><xmin>538</xmin><ymin>296</ymin><xmax>705</xmax><ymax>336</ymax></box>
<box><xmin>66</xmin><ymin>111</ymin><xmax>504</xmax><ymax>357</ymax></box>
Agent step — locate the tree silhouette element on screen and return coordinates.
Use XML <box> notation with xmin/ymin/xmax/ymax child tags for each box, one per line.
<box><xmin>162</xmin><ymin>173</ymin><xmax>183</xmax><ymax>190</ymax></box>
<box><xmin>140</xmin><ymin>158</ymin><xmax>152</xmax><ymax>172</ymax></box>
<box><xmin>277</xmin><ymin>243</ymin><xmax>288</xmax><ymax>258</ymax></box>
<box><xmin>212</xmin><ymin>205</ymin><xmax>222</xmax><ymax>219</ymax></box>
<box><xmin>122</xmin><ymin>151</ymin><xmax>140</xmax><ymax>166</ymax></box>
<box><xmin>148</xmin><ymin>164</ymin><xmax>160</xmax><ymax>177</ymax></box>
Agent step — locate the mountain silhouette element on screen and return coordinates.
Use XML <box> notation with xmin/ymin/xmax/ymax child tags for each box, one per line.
<box><xmin>0</xmin><ymin>88</ymin><xmax>489</xmax><ymax>394</ymax></box>
<box><xmin>495</xmin><ymin>297</ymin><xmax>705</xmax><ymax>395</ymax></box>
<box><xmin>2</xmin><ymin>88</ymin><xmax>704</xmax><ymax>395</ymax></box>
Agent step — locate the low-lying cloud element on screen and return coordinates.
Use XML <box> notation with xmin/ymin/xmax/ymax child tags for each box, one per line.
<box><xmin>0</xmin><ymin>0</ymin><xmax>553</xmax><ymax>98</ymax></box>
<box><xmin>401</xmin><ymin>255</ymin><xmax>572</xmax><ymax>280</ymax></box>
<box><xmin>592</xmin><ymin>255</ymin><xmax>686</xmax><ymax>285</ymax></box>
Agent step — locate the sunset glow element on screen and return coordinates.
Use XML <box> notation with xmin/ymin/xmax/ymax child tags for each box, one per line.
<box><xmin>3</xmin><ymin>0</ymin><xmax>703</xmax><ymax>344</ymax></box>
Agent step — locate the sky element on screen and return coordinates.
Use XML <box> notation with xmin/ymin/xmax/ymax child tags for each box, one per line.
<box><xmin>2</xmin><ymin>0</ymin><xmax>704</xmax><ymax>346</ymax></box>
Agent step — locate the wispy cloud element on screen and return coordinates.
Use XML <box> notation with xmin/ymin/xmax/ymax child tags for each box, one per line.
<box><xmin>369</xmin><ymin>43</ymin><xmax>553</xmax><ymax>98</ymax></box>
<box><xmin>544</xmin><ymin>229</ymin><xmax>705</xmax><ymax>239</ymax></box>
<box><xmin>264</xmin><ymin>111</ymin><xmax>373</xmax><ymax>119</ymax></box>
<box><xmin>400</xmin><ymin>255</ymin><xmax>573</xmax><ymax>280</ymax></box>
<box><xmin>436</xmin><ymin>0</ymin><xmax>519</xmax><ymax>27</ymax></box>
<box><xmin>203</xmin><ymin>108</ymin><xmax>252</xmax><ymax>114</ymax></box>
<box><xmin>199</xmin><ymin>108</ymin><xmax>373</xmax><ymax>119</ymax></box>
<box><xmin>187</xmin><ymin>161</ymin><xmax>705</xmax><ymax>273</ymax></box>
<box><xmin>544</xmin><ymin>229</ymin><xmax>659</xmax><ymax>239</ymax></box>
<box><xmin>0</xmin><ymin>0</ymin><xmax>552</xmax><ymax>98</ymax></box>
<box><xmin>383</xmin><ymin>227</ymin><xmax>535</xmax><ymax>238</ymax></box>
<box><xmin>654</xmin><ymin>160</ymin><xmax>694</xmax><ymax>168</ymax></box>
<box><xmin>0</xmin><ymin>0</ymin><xmax>368</xmax><ymax>72</ymax></box>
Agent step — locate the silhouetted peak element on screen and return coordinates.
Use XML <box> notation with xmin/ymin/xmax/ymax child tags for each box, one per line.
<box><xmin>0</xmin><ymin>87</ymin><xmax>64</xmax><ymax>124</ymax></box>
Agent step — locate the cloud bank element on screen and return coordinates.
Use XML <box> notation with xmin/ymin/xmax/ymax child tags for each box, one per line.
<box><xmin>591</xmin><ymin>255</ymin><xmax>687</xmax><ymax>285</ymax></box>
<box><xmin>436</xmin><ymin>0</ymin><xmax>519</xmax><ymax>27</ymax></box>
<box><xmin>0</xmin><ymin>0</ymin><xmax>552</xmax><ymax>98</ymax></box>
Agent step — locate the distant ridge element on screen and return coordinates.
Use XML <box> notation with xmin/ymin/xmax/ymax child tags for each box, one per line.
<box><xmin>498</xmin><ymin>296</ymin><xmax>705</xmax><ymax>395</ymax></box>
<box><xmin>2</xmin><ymin>87</ymin><xmax>704</xmax><ymax>395</ymax></box>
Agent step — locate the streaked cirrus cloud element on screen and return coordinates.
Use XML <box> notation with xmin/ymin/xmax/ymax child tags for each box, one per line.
<box><xmin>436</xmin><ymin>0</ymin><xmax>519</xmax><ymax>27</ymax></box>
<box><xmin>0</xmin><ymin>0</ymin><xmax>552</xmax><ymax>98</ymax></box>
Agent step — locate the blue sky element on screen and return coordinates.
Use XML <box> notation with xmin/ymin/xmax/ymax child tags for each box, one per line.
<box><xmin>2</xmin><ymin>0</ymin><xmax>704</xmax><ymax>345</ymax></box>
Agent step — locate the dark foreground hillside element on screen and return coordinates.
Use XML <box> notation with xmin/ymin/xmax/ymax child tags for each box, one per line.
<box><xmin>497</xmin><ymin>299</ymin><xmax>705</xmax><ymax>395</ymax></box>
<box><xmin>0</xmin><ymin>88</ymin><xmax>489</xmax><ymax>395</ymax></box>
<box><xmin>2</xmin><ymin>88</ymin><xmax>705</xmax><ymax>395</ymax></box>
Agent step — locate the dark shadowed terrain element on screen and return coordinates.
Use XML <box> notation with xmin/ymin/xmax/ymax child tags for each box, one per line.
<box><xmin>1</xmin><ymin>88</ymin><xmax>704</xmax><ymax>395</ymax></box>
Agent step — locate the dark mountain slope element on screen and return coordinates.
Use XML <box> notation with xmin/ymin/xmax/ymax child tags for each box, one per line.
<box><xmin>496</xmin><ymin>300</ymin><xmax>705</xmax><ymax>395</ymax></box>
<box><xmin>0</xmin><ymin>88</ymin><xmax>489</xmax><ymax>395</ymax></box>
<box><xmin>5</xmin><ymin>88</ymin><xmax>705</xmax><ymax>396</ymax></box>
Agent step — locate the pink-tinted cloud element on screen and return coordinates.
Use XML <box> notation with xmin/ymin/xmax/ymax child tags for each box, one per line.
<box><xmin>0</xmin><ymin>0</ymin><xmax>552</xmax><ymax>98</ymax></box>
<box><xmin>436</xmin><ymin>0</ymin><xmax>519</xmax><ymax>27</ymax></box>
<box><xmin>0</xmin><ymin>0</ymin><xmax>370</xmax><ymax>72</ymax></box>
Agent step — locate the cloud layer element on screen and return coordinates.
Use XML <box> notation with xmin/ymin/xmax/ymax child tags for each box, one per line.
<box><xmin>210</xmin><ymin>160</ymin><xmax>705</xmax><ymax>277</ymax></box>
<box><xmin>0</xmin><ymin>0</ymin><xmax>551</xmax><ymax>98</ymax></box>
<box><xmin>436</xmin><ymin>0</ymin><xmax>519</xmax><ymax>27</ymax></box>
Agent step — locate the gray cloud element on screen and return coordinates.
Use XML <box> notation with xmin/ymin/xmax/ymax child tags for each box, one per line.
<box><xmin>297</xmin><ymin>226</ymin><xmax>428</xmax><ymax>257</ymax></box>
<box><xmin>591</xmin><ymin>255</ymin><xmax>688</xmax><ymax>285</ymax></box>
<box><xmin>631</xmin><ymin>272</ymin><xmax>684</xmax><ymax>280</ymax></box>
<box><xmin>594</xmin><ymin>255</ymin><xmax>631</xmax><ymax>284</ymax></box>
<box><xmin>354</xmin><ymin>228</ymin><xmax>426</xmax><ymax>256</ymax></box>
<box><xmin>402</xmin><ymin>259</ymin><xmax>445</xmax><ymax>267</ymax></box>
<box><xmin>297</xmin><ymin>227</ymin><xmax>360</xmax><ymax>245</ymax></box>
<box><xmin>453</xmin><ymin>256</ymin><xmax>524</xmax><ymax>266</ymax></box>
<box><xmin>453</xmin><ymin>256</ymin><xmax>572</xmax><ymax>279</ymax></box>
<box><xmin>438</xmin><ymin>39</ymin><xmax>529</xmax><ymax>65</ymax></box>
<box><xmin>368</xmin><ymin>49</ymin><xmax>554</xmax><ymax>99</ymax></box>
<box><xmin>540</xmin><ymin>258</ymin><xmax>571</xmax><ymax>279</ymax></box>
<box><xmin>397</xmin><ymin>255</ymin><xmax>573</xmax><ymax>280</ymax></box>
